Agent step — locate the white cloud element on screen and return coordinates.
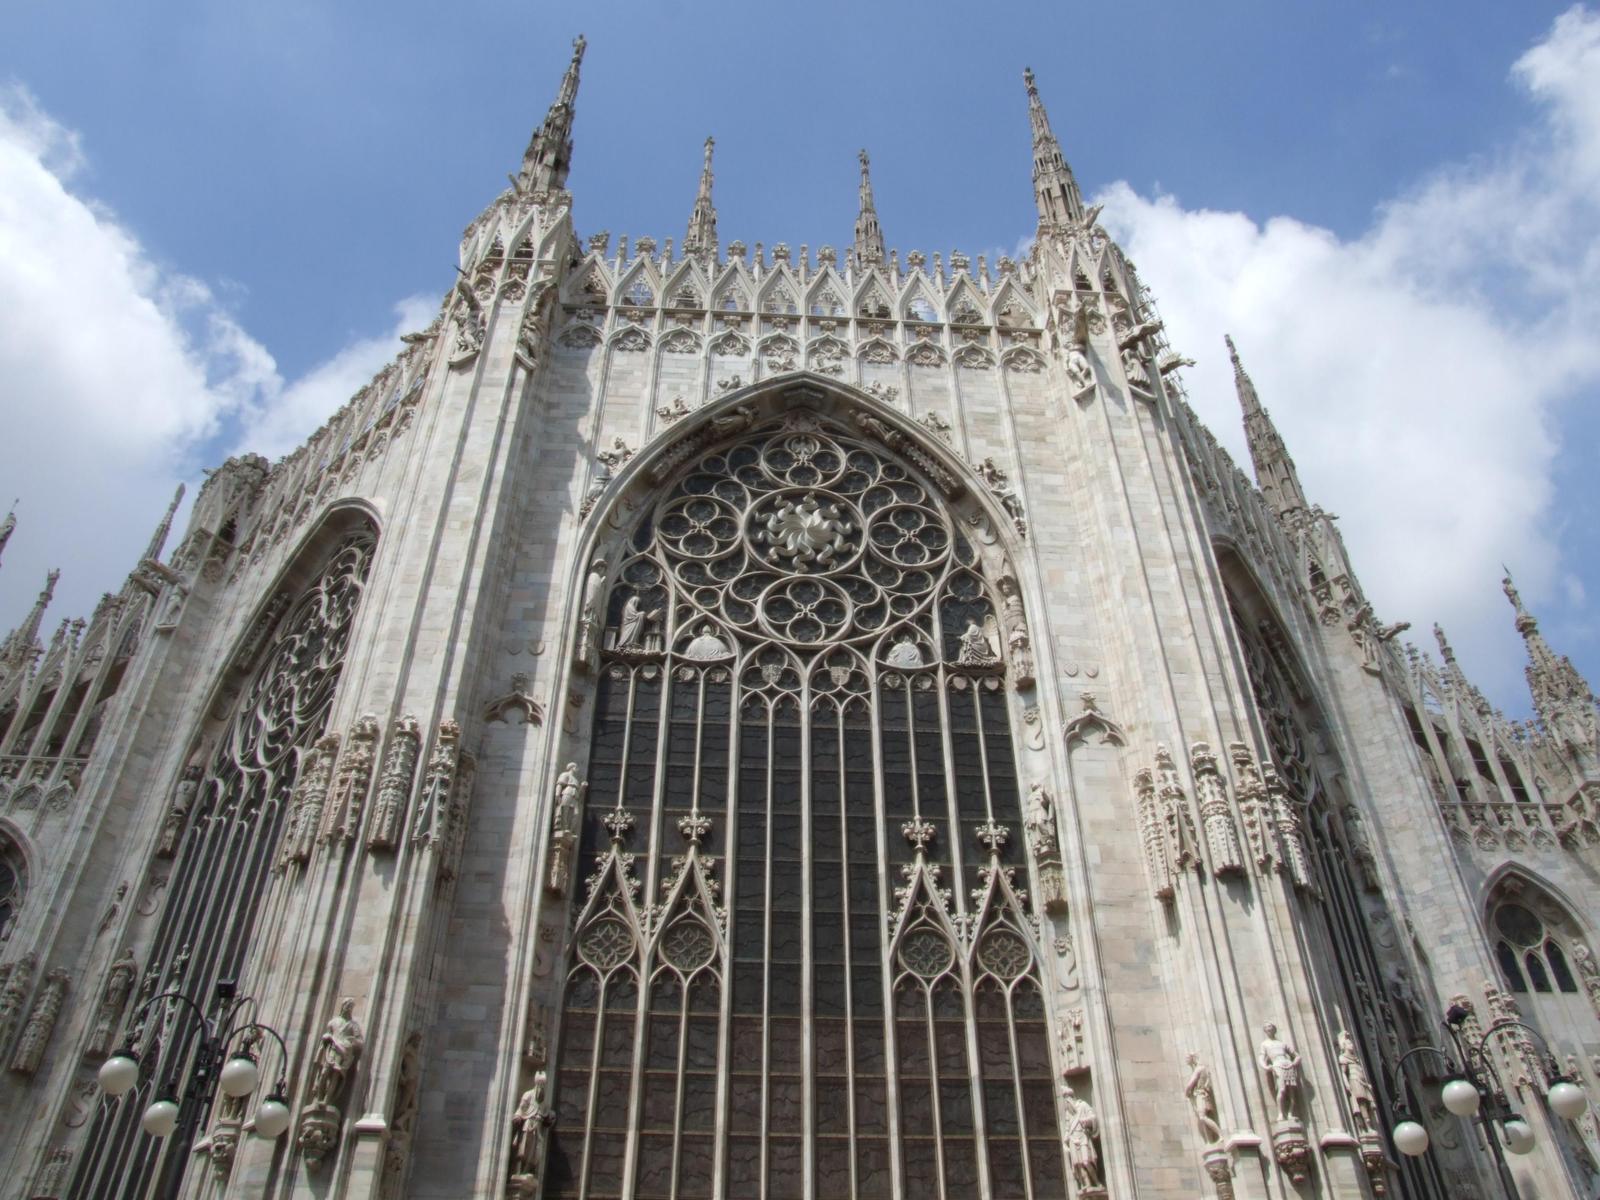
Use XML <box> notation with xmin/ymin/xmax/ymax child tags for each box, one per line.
<box><xmin>0</xmin><ymin>83</ymin><xmax>431</xmax><ymax>639</ymax></box>
<box><xmin>1098</xmin><ymin>4</ymin><xmax>1600</xmax><ymax>706</ymax></box>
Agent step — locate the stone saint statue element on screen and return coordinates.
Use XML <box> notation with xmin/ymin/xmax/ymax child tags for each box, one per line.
<box><xmin>957</xmin><ymin>620</ymin><xmax>994</xmax><ymax>665</ymax></box>
<box><xmin>615</xmin><ymin>594</ymin><xmax>658</xmax><ymax>650</ymax></box>
<box><xmin>1258</xmin><ymin>1022</ymin><xmax>1302</xmax><ymax>1122</ymax></box>
<box><xmin>510</xmin><ymin>1071</ymin><xmax>553</xmax><ymax>1177</ymax></box>
<box><xmin>1066</xmin><ymin>346</ymin><xmax>1094</xmax><ymax>394</ymax></box>
<box><xmin>1337</xmin><ymin>1030</ymin><xmax>1378</xmax><ymax>1135</ymax></box>
<box><xmin>1060</xmin><ymin>1082</ymin><xmax>1103</xmax><ymax>1189</ymax></box>
<box><xmin>87</xmin><ymin>948</ymin><xmax>139</xmax><ymax>1058</ymax></box>
<box><xmin>310</xmin><ymin>997</ymin><xmax>365</xmax><ymax>1106</ymax></box>
<box><xmin>554</xmin><ymin>764</ymin><xmax>582</xmax><ymax>814</ymax></box>
<box><xmin>1184</xmin><ymin>1051</ymin><xmax>1222</xmax><ymax>1144</ymax></box>
<box><xmin>1023</xmin><ymin>783</ymin><xmax>1057</xmax><ymax>857</ymax></box>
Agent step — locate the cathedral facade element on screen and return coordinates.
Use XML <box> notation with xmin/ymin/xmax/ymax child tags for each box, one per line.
<box><xmin>1</xmin><ymin>37</ymin><xmax>1599</xmax><ymax>1200</ymax></box>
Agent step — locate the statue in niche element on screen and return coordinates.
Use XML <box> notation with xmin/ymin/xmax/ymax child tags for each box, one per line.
<box><xmin>309</xmin><ymin>997</ymin><xmax>365</xmax><ymax>1106</ymax></box>
<box><xmin>885</xmin><ymin>635</ymin><xmax>925</xmax><ymax>669</ymax></box>
<box><xmin>1337</xmin><ymin>1030</ymin><xmax>1378</xmax><ymax>1136</ymax></box>
<box><xmin>1258</xmin><ymin>1023</ymin><xmax>1303</xmax><ymax>1122</ymax></box>
<box><xmin>1023</xmin><ymin>783</ymin><xmax>1057</xmax><ymax>857</ymax></box>
<box><xmin>1184</xmin><ymin>1052</ymin><xmax>1223</xmax><ymax>1145</ymax></box>
<box><xmin>613</xmin><ymin>593</ymin><xmax>660</xmax><ymax>653</ymax></box>
<box><xmin>547</xmin><ymin>765</ymin><xmax>585</xmax><ymax>896</ymax></box>
<box><xmin>1059</xmin><ymin>1082</ymin><xmax>1104</xmax><ymax>1190</ymax></box>
<box><xmin>956</xmin><ymin>619</ymin><xmax>997</xmax><ymax>666</ymax></box>
<box><xmin>575</xmin><ymin>558</ymin><xmax>608</xmax><ymax>667</ymax></box>
<box><xmin>509</xmin><ymin>1072</ymin><xmax>554</xmax><ymax>1183</ymax></box>
<box><xmin>158</xmin><ymin>765</ymin><xmax>203</xmax><ymax>858</ymax></box>
<box><xmin>1342</xmin><ymin>806</ymin><xmax>1380</xmax><ymax>891</ymax></box>
<box><xmin>86</xmin><ymin>947</ymin><xmax>139</xmax><ymax>1059</ymax></box>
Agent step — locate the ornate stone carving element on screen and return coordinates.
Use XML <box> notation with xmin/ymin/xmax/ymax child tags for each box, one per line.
<box><xmin>298</xmin><ymin>997</ymin><xmax>365</xmax><ymax>1168</ymax></box>
<box><xmin>1065</xmin><ymin>344</ymin><xmax>1094</xmax><ymax>399</ymax></box>
<box><xmin>280</xmin><ymin>735</ymin><xmax>339</xmax><ymax>868</ymax></box>
<box><xmin>1574</xmin><ymin>942</ymin><xmax>1600</xmax><ymax>1018</ymax></box>
<box><xmin>380</xmin><ymin>1032</ymin><xmax>422</xmax><ymax>1199</ymax></box>
<box><xmin>1337</xmin><ymin>1029</ymin><xmax>1378</xmax><ymax>1136</ymax></box>
<box><xmin>411</xmin><ymin>720</ymin><xmax>461</xmax><ymax>847</ymax></box>
<box><xmin>1057</xmin><ymin>1005</ymin><xmax>1086</xmax><ymax>1074</ymax></box>
<box><xmin>33</xmin><ymin>1146</ymin><xmax>72</xmax><ymax>1199</ymax></box>
<box><xmin>546</xmin><ymin>763</ymin><xmax>586</xmax><ymax>896</ymax></box>
<box><xmin>1258</xmin><ymin>1022</ymin><xmax>1303</xmax><ymax>1122</ymax></box>
<box><xmin>580</xmin><ymin>437</ymin><xmax>635</xmax><ymax>519</ymax></box>
<box><xmin>507</xmin><ymin>1071</ymin><xmax>556</xmax><ymax>1196</ymax></box>
<box><xmin>1227</xmin><ymin>742</ymin><xmax>1276</xmax><ymax>870</ymax></box>
<box><xmin>157</xmin><ymin>764</ymin><xmax>203</xmax><ymax>858</ymax></box>
<box><xmin>1184</xmin><ymin>1052</ymin><xmax>1223</xmax><ymax>1145</ymax></box>
<box><xmin>996</xmin><ymin>573</ymin><xmax>1035</xmax><ymax>688</ymax></box>
<box><xmin>10</xmin><ymin>967</ymin><xmax>68</xmax><ymax>1075</ymax></box>
<box><xmin>1190</xmin><ymin>742</ymin><xmax>1244</xmax><ymax>877</ymax></box>
<box><xmin>1266</xmin><ymin>768</ymin><xmax>1315</xmax><ymax>892</ymax></box>
<box><xmin>85</xmin><ymin>947</ymin><xmax>137</xmax><ymax>1060</ymax></box>
<box><xmin>973</xmin><ymin>457</ymin><xmax>1027</xmax><ymax>538</ymax></box>
<box><xmin>1156</xmin><ymin>745</ymin><xmax>1199</xmax><ymax>872</ymax></box>
<box><xmin>1059</xmin><ymin>1082</ymin><xmax>1104</xmax><ymax>1194</ymax></box>
<box><xmin>1133</xmin><ymin>766</ymin><xmax>1175</xmax><ymax>901</ymax></box>
<box><xmin>1342</xmin><ymin>805</ymin><xmax>1380</xmax><ymax>892</ymax></box>
<box><xmin>322</xmin><ymin>715</ymin><xmax>380</xmax><ymax>845</ymax></box>
<box><xmin>368</xmin><ymin>716</ymin><xmax>421</xmax><ymax>851</ymax></box>
<box><xmin>575</xmin><ymin>556</ymin><xmax>608</xmax><ymax>669</ymax></box>
<box><xmin>0</xmin><ymin>951</ymin><xmax>37</xmax><ymax>1052</ymax></box>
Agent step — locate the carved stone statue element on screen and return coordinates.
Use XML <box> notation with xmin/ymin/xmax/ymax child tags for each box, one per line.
<box><xmin>11</xmin><ymin>968</ymin><xmax>70</xmax><ymax>1075</ymax></box>
<box><xmin>158</xmin><ymin>765</ymin><xmax>203</xmax><ymax>857</ymax></box>
<box><xmin>1258</xmin><ymin>1022</ymin><xmax>1303</xmax><ymax>1122</ymax></box>
<box><xmin>614</xmin><ymin>594</ymin><xmax>660</xmax><ymax>652</ymax></box>
<box><xmin>1342</xmin><ymin>806</ymin><xmax>1380</xmax><ymax>891</ymax></box>
<box><xmin>1337</xmin><ymin>1030</ymin><xmax>1378</xmax><ymax>1135</ymax></box>
<box><xmin>509</xmin><ymin>1071</ymin><xmax>554</xmax><ymax>1179</ymax></box>
<box><xmin>546</xmin><ymin>765</ymin><xmax>586</xmax><ymax>896</ymax></box>
<box><xmin>310</xmin><ymin>997</ymin><xmax>365</xmax><ymax>1106</ymax></box>
<box><xmin>1066</xmin><ymin>345</ymin><xmax>1094</xmax><ymax>395</ymax></box>
<box><xmin>956</xmin><ymin>620</ymin><xmax>996</xmax><ymax>666</ymax></box>
<box><xmin>1059</xmin><ymin>1082</ymin><xmax>1103</xmax><ymax>1190</ymax></box>
<box><xmin>683</xmin><ymin>624</ymin><xmax>731</xmax><ymax>661</ymax></box>
<box><xmin>1122</xmin><ymin>347</ymin><xmax>1153</xmax><ymax>393</ymax></box>
<box><xmin>1023</xmin><ymin>783</ymin><xmax>1057</xmax><ymax>857</ymax></box>
<box><xmin>575</xmin><ymin>557</ymin><xmax>608</xmax><ymax>667</ymax></box>
<box><xmin>1184</xmin><ymin>1051</ymin><xmax>1223</xmax><ymax>1144</ymax></box>
<box><xmin>86</xmin><ymin>947</ymin><xmax>138</xmax><ymax>1059</ymax></box>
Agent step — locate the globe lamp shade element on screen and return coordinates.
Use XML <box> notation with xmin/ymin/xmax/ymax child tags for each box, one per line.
<box><xmin>1441</xmin><ymin>1078</ymin><xmax>1481</xmax><ymax>1117</ymax></box>
<box><xmin>1392</xmin><ymin>1120</ymin><xmax>1430</xmax><ymax>1157</ymax></box>
<box><xmin>98</xmin><ymin>1052</ymin><xmax>140</xmax><ymax>1097</ymax></box>
<box><xmin>1549</xmin><ymin>1079</ymin><xmax>1588</xmax><ymax>1120</ymax></box>
<box><xmin>254</xmin><ymin>1094</ymin><xmax>292</xmax><ymax>1139</ymax></box>
<box><xmin>219</xmin><ymin>1053</ymin><xmax>260</xmax><ymax>1098</ymax></box>
<box><xmin>141</xmin><ymin>1098</ymin><xmax>180</xmax><ymax>1137</ymax></box>
<box><xmin>1503</xmin><ymin>1118</ymin><xmax>1536</xmax><ymax>1155</ymax></box>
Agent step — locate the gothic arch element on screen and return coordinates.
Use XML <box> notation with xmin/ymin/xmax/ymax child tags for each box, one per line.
<box><xmin>0</xmin><ymin>821</ymin><xmax>31</xmax><ymax>944</ymax></box>
<box><xmin>69</xmin><ymin>507</ymin><xmax>380</xmax><ymax>1199</ymax></box>
<box><xmin>1481</xmin><ymin>866</ymin><xmax>1597</xmax><ymax>998</ymax></box>
<box><xmin>545</xmin><ymin>382</ymin><xmax>1060</xmax><ymax>1200</ymax></box>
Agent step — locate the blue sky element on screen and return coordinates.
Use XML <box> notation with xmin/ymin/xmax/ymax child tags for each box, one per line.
<box><xmin>1</xmin><ymin>1</ymin><xmax>1597</xmax><ymax>716</ymax></box>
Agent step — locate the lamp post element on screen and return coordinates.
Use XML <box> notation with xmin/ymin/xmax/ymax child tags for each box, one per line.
<box><xmin>96</xmin><ymin>978</ymin><xmax>291</xmax><ymax>1199</ymax></box>
<box><xmin>1387</xmin><ymin>1002</ymin><xmax>1589</xmax><ymax>1200</ymax></box>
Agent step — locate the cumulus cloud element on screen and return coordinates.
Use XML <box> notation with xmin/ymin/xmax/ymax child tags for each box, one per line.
<box><xmin>0</xmin><ymin>83</ymin><xmax>431</xmax><ymax>636</ymax></box>
<box><xmin>1098</xmin><ymin>5</ymin><xmax>1600</xmax><ymax>706</ymax></box>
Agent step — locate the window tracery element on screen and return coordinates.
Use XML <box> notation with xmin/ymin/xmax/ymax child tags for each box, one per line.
<box><xmin>0</xmin><ymin>837</ymin><xmax>23</xmax><ymax>943</ymax></box>
<box><xmin>546</xmin><ymin>409</ymin><xmax>1060</xmax><ymax>1200</ymax></box>
<box><xmin>69</xmin><ymin>524</ymin><xmax>377</xmax><ymax>1199</ymax></box>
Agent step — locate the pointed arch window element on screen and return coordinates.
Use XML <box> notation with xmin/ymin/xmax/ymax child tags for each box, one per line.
<box><xmin>0</xmin><ymin>837</ymin><xmax>24</xmax><ymax>943</ymax></box>
<box><xmin>1493</xmin><ymin>899</ymin><xmax>1581</xmax><ymax>995</ymax></box>
<box><xmin>545</xmin><ymin>409</ymin><xmax>1061</xmax><ymax>1200</ymax></box>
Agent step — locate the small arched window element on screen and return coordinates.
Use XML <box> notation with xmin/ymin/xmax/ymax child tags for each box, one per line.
<box><xmin>0</xmin><ymin>838</ymin><xmax>25</xmax><ymax>943</ymax></box>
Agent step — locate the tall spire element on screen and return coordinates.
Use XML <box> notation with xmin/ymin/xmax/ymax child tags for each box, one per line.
<box><xmin>1502</xmin><ymin>572</ymin><xmax>1597</xmax><ymax>748</ymax></box>
<box><xmin>853</xmin><ymin>149</ymin><xmax>886</xmax><ymax>267</ymax></box>
<box><xmin>144</xmin><ymin>483</ymin><xmax>185</xmax><ymax>562</ymax></box>
<box><xmin>682</xmin><ymin>136</ymin><xmax>719</xmax><ymax>260</ymax></box>
<box><xmin>1227</xmin><ymin>335</ymin><xmax>1308</xmax><ymax>522</ymax></box>
<box><xmin>0</xmin><ymin>503</ymin><xmax>14</xmax><ymax>569</ymax></box>
<box><xmin>1</xmin><ymin>567</ymin><xmax>59</xmax><ymax>672</ymax></box>
<box><xmin>517</xmin><ymin>34</ymin><xmax>586</xmax><ymax>195</ymax></box>
<box><xmin>1023</xmin><ymin>67</ymin><xmax>1084</xmax><ymax>230</ymax></box>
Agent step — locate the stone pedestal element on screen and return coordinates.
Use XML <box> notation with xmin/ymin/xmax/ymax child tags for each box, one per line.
<box><xmin>1270</xmin><ymin>1118</ymin><xmax>1311</xmax><ymax>1184</ymax></box>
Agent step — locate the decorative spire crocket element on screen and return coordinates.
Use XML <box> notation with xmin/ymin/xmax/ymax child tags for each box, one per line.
<box><xmin>853</xmin><ymin>149</ymin><xmax>886</xmax><ymax>268</ymax></box>
<box><xmin>144</xmin><ymin>483</ymin><xmax>185</xmax><ymax>562</ymax></box>
<box><xmin>1023</xmin><ymin>68</ymin><xmax>1085</xmax><ymax>230</ymax></box>
<box><xmin>0</xmin><ymin>567</ymin><xmax>59</xmax><ymax>674</ymax></box>
<box><xmin>1227</xmin><ymin>335</ymin><xmax>1308</xmax><ymax>523</ymax></box>
<box><xmin>682</xmin><ymin>136</ymin><xmax>718</xmax><ymax>260</ymax></box>
<box><xmin>517</xmin><ymin>35</ymin><xmax>586</xmax><ymax>195</ymax></box>
<box><xmin>1503</xmin><ymin>572</ymin><xmax>1597</xmax><ymax>750</ymax></box>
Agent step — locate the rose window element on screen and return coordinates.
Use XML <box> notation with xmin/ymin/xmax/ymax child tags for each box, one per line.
<box><xmin>579</xmin><ymin>916</ymin><xmax>635</xmax><ymax>969</ymax></box>
<box><xmin>898</xmin><ymin>928</ymin><xmax>955</xmax><ymax>978</ymax></box>
<box><xmin>659</xmin><ymin>919</ymin><xmax>715</xmax><ymax>972</ymax></box>
<box><xmin>976</xmin><ymin>929</ymin><xmax>1031</xmax><ymax>980</ymax></box>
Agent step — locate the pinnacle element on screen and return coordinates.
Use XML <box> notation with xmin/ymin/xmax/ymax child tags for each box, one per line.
<box><xmin>517</xmin><ymin>33</ymin><xmax>587</xmax><ymax>195</ymax></box>
<box><xmin>854</xmin><ymin>148</ymin><xmax>886</xmax><ymax>268</ymax></box>
<box><xmin>1022</xmin><ymin>66</ymin><xmax>1083</xmax><ymax>229</ymax></box>
<box><xmin>683</xmin><ymin>135</ymin><xmax>718</xmax><ymax>258</ymax></box>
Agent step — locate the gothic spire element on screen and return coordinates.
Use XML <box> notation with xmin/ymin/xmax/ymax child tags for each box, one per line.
<box><xmin>1023</xmin><ymin>67</ymin><xmax>1085</xmax><ymax>230</ymax></box>
<box><xmin>682</xmin><ymin>136</ymin><xmax>718</xmax><ymax>260</ymax></box>
<box><xmin>853</xmin><ymin>149</ymin><xmax>886</xmax><ymax>268</ymax></box>
<box><xmin>144</xmin><ymin>483</ymin><xmax>185</xmax><ymax>562</ymax></box>
<box><xmin>1502</xmin><ymin>572</ymin><xmax>1598</xmax><ymax>747</ymax></box>
<box><xmin>0</xmin><ymin>504</ymin><xmax>14</xmax><ymax>569</ymax></box>
<box><xmin>1</xmin><ymin>567</ymin><xmax>59</xmax><ymax>672</ymax></box>
<box><xmin>517</xmin><ymin>34</ymin><xmax>586</xmax><ymax>195</ymax></box>
<box><xmin>1227</xmin><ymin>335</ymin><xmax>1308</xmax><ymax>522</ymax></box>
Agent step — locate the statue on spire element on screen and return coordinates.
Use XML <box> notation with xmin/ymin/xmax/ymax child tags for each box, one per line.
<box><xmin>0</xmin><ymin>503</ymin><xmax>14</xmax><ymax>569</ymax></box>
<box><xmin>0</xmin><ymin>567</ymin><xmax>59</xmax><ymax>675</ymax></box>
<box><xmin>1226</xmin><ymin>335</ymin><xmax>1309</xmax><ymax>523</ymax></box>
<box><xmin>1023</xmin><ymin>68</ymin><xmax>1085</xmax><ymax>231</ymax></box>
<box><xmin>853</xmin><ymin>149</ymin><xmax>886</xmax><ymax>268</ymax></box>
<box><xmin>517</xmin><ymin>34</ymin><xmax>587</xmax><ymax>196</ymax></box>
<box><xmin>1502</xmin><ymin>571</ymin><xmax>1598</xmax><ymax>751</ymax></box>
<box><xmin>682</xmin><ymin>136</ymin><xmax>719</xmax><ymax>260</ymax></box>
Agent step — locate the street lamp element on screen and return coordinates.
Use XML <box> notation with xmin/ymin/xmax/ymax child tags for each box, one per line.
<box><xmin>97</xmin><ymin>979</ymin><xmax>291</xmax><ymax>1197</ymax></box>
<box><xmin>1386</xmin><ymin>1002</ymin><xmax>1589</xmax><ymax>1199</ymax></box>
